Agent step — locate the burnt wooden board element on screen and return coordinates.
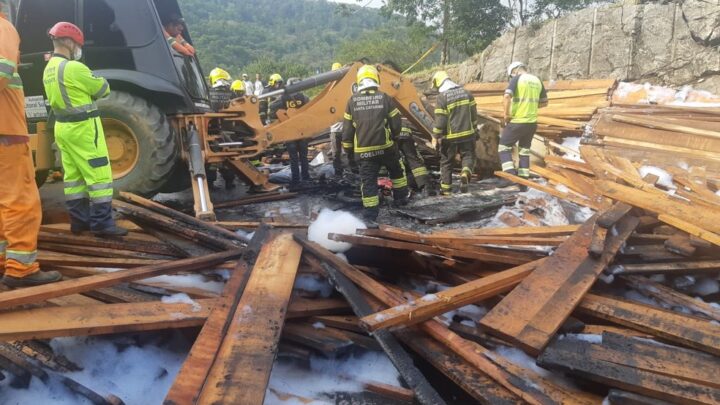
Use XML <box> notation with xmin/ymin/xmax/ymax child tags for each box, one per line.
<box><xmin>196</xmin><ymin>233</ymin><xmax>302</xmax><ymax>405</ymax></box>
<box><xmin>479</xmin><ymin>215</ymin><xmax>638</xmax><ymax>355</ymax></box>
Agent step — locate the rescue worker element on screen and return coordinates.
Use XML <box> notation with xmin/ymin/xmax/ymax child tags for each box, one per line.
<box><xmin>397</xmin><ymin>118</ymin><xmax>430</xmax><ymax>192</ymax></box>
<box><xmin>342</xmin><ymin>65</ymin><xmax>408</xmax><ymax>222</ymax></box>
<box><xmin>329</xmin><ymin>62</ymin><xmax>345</xmax><ymax>177</ymax></box>
<box><xmin>268</xmin><ymin>75</ymin><xmax>311</xmax><ymax>187</ymax></box>
<box><xmin>498</xmin><ymin>62</ymin><xmax>547</xmax><ymax>183</ymax></box>
<box><xmin>0</xmin><ymin>3</ymin><xmax>62</xmax><ymax>286</ymax></box>
<box><xmin>43</xmin><ymin>22</ymin><xmax>128</xmax><ymax>238</ymax></box>
<box><xmin>209</xmin><ymin>67</ymin><xmax>231</xmax><ymax>89</ymax></box>
<box><xmin>162</xmin><ymin>14</ymin><xmax>195</xmax><ymax>57</ymax></box>
<box><xmin>230</xmin><ymin>79</ymin><xmax>245</xmax><ymax>97</ymax></box>
<box><xmin>431</xmin><ymin>71</ymin><xmax>477</xmax><ymax>195</ymax></box>
<box><xmin>241</xmin><ymin>73</ymin><xmax>254</xmax><ymax>96</ymax></box>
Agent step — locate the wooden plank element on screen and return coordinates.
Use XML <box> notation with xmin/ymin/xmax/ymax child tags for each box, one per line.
<box><xmin>38</xmin><ymin>253</ymin><xmax>165</xmax><ymax>269</ymax></box>
<box><xmin>0</xmin><ymin>299</ymin><xmax>213</xmax><ymax>341</ymax></box>
<box><xmin>329</xmin><ymin>233</ymin><xmax>537</xmax><ymax>265</ymax></box>
<box><xmin>617</xmin><ymin>260</ymin><xmax>720</xmax><ymax>276</ymax></box>
<box><xmin>429</xmin><ymin>224</ymin><xmax>580</xmax><ymax>237</ymax></box>
<box><xmin>309</xmin><ymin>243</ymin><xmax>448</xmax><ymax>405</ymax></box>
<box><xmin>597</xmin><ymin>202</ymin><xmax>633</xmax><ymax>229</ymax></box>
<box><xmin>309</xmin><ymin>315</ymin><xmax>364</xmax><ymax>333</ymax></box>
<box><xmin>39</xmin><ymin>242</ymin><xmax>177</xmax><ymax>260</ymax></box>
<box><xmin>537</xmin><ymin>335</ymin><xmax>720</xmax><ymax>404</ymax></box>
<box><xmin>360</xmin><ymin>259</ymin><xmax>544</xmax><ymax>332</ymax></box>
<box><xmin>281</xmin><ymin>322</ymin><xmax>354</xmax><ymax>354</ymax></box>
<box><xmin>479</xmin><ymin>215</ymin><xmax>638</xmax><ymax>355</ymax></box>
<box><xmin>622</xmin><ymin>275</ymin><xmax>720</xmax><ymax>321</ymax></box>
<box><xmin>363</xmin><ymin>381</ymin><xmax>414</xmax><ymax>404</ymax></box>
<box><xmin>38</xmin><ymin>231</ymin><xmax>176</xmax><ymax>256</ymax></box>
<box><xmin>213</xmin><ymin>191</ymin><xmax>298</xmax><ymax>209</ymax></box>
<box><xmin>588</xmin><ymin>224</ymin><xmax>608</xmax><ymax>257</ymax></box>
<box><xmin>299</xmin><ymin>237</ymin><xmax>600</xmax><ymax>405</ymax></box>
<box><xmin>577</xmin><ymin>293</ymin><xmax>720</xmax><ymax>356</ymax></box>
<box><xmin>600</xmin><ymin>331</ymin><xmax>720</xmax><ymax>389</ymax></box>
<box><xmin>543</xmin><ymin>155</ymin><xmax>594</xmax><ymax>175</ymax></box>
<box><xmin>612</xmin><ymin>113</ymin><xmax>720</xmax><ymax>140</ymax></box>
<box><xmin>286</xmin><ymin>297</ymin><xmax>351</xmax><ymax>318</ymax></box>
<box><xmin>196</xmin><ymin>233</ymin><xmax>302</xmax><ymax>405</ymax></box>
<box><xmin>607</xmin><ymin>389</ymin><xmax>674</xmax><ymax>405</ymax></box>
<box><xmin>603</xmin><ymin>136</ymin><xmax>720</xmax><ymax>162</ymax></box>
<box><xmin>0</xmin><ymin>249</ymin><xmax>243</xmax><ymax>310</ymax></box>
<box><xmin>658</xmin><ymin>214</ymin><xmax>720</xmax><ymax>247</ymax></box>
<box><xmin>596</xmin><ymin>180</ymin><xmax>720</xmax><ymax>234</ymax></box>
<box><xmin>120</xmin><ymin>192</ymin><xmax>248</xmax><ymax>243</ymax></box>
<box><xmin>494</xmin><ymin>171</ymin><xmax>600</xmax><ymax>209</ymax></box>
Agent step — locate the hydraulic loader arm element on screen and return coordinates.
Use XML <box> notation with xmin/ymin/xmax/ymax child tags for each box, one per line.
<box><xmin>217</xmin><ymin>62</ymin><xmax>435</xmax><ymax>159</ymax></box>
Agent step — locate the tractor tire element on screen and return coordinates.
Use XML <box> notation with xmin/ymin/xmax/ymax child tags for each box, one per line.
<box><xmin>97</xmin><ymin>91</ymin><xmax>179</xmax><ymax>196</ymax></box>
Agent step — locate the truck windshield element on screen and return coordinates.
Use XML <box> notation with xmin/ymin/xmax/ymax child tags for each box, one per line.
<box><xmin>17</xmin><ymin>0</ymin><xmax>75</xmax><ymax>54</ymax></box>
<box><xmin>83</xmin><ymin>0</ymin><xmax>156</xmax><ymax>47</ymax></box>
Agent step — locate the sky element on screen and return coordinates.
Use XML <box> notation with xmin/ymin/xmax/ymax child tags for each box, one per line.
<box><xmin>329</xmin><ymin>0</ymin><xmax>384</xmax><ymax>8</ymax></box>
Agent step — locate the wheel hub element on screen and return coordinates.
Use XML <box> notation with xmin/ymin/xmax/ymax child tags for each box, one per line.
<box><xmin>102</xmin><ymin>118</ymin><xmax>139</xmax><ymax>179</ymax></box>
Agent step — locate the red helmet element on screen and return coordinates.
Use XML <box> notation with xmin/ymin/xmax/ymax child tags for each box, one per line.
<box><xmin>48</xmin><ymin>22</ymin><xmax>84</xmax><ymax>46</ymax></box>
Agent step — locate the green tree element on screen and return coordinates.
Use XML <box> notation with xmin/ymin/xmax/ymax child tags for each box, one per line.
<box><xmin>381</xmin><ymin>0</ymin><xmax>510</xmax><ymax>64</ymax></box>
<box><xmin>530</xmin><ymin>0</ymin><xmax>612</xmax><ymax>20</ymax></box>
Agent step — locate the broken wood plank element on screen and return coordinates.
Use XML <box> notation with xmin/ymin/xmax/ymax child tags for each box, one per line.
<box><xmin>299</xmin><ymin>236</ymin><xmax>600</xmax><ymax>405</ymax></box>
<box><xmin>606</xmin><ymin>389</ymin><xmax>674</xmax><ymax>405</ymax></box>
<box><xmin>213</xmin><ymin>191</ymin><xmax>298</xmax><ymax>209</ymax></box>
<box><xmin>38</xmin><ymin>230</ymin><xmax>176</xmax><ymax>256</ymax></box>
<box><xmin>596</xmin><ymin>180</ymin><xmax>720</xmax><ymax>235</ymax></box>
<box><xmin>305</xmin><ymin>238</ymin><xmax>447</xmax><ymax>405</ymax></box>
<box><xmin>479</xmin><ymin>215</ymin><xmax>638</xmax><ymax>355</ymax></box>
<box><xmin>329</xmin><ymin>233</ymin><xmax>538</xmax><ymax>265</ymax></box>
<box><xmin>164</xmin><ymin>227</ymin><xmax>270</xmax><ymax>405</ymax></box>
<box><xmin>0</xmin><ymin>300</ymin><xmax>213</xmax><ymax>341</ymax></box>
<box><xmin>597</xmin><ymin>202</ymin><xmax>633</xmax><ymax>229</ymax></box>
<box><xmin>38</xmin><ymin>253</ymin><xmax>165</xmax><ymax>269</ymax></box>
<box><xmin>196</xmin><ymin>233</ymin><xmax>302</xmax><ymax>405</ymax></box>
<box><xmin>621</xmin><ymin>275</ymin><xmax>720</xmax><ymax>321</ymax></box>
<box><xmin>429</xmin><ymin>224</ymin><xmax>580</xmax><ymax>238</ymax></box>
<box><xmin>281</xmin><ymin>322</ymin><xmax>354</xmax><ymax>354</ymax></box>
<box><xmin>577</xmin><ymin>293</ymin><xmax>720</xmax><ymax>356</ymax></box>
<box><xmin>286</xmin><ymin>297</ymin><xmax>351</xmax><ymax>319</ymax></box>
<box><xmin>0</xmin><ymin>249</ymin><xmax>243</xmax><ymax>310</ymax></box>
<box><xmin>537</xmin><ymin>334</ymin><xmax>720</xmax><ymax>404</ymax></box>
<box><xmin>363</xmin><ymin>381</ymin><xmax>414</xmax><ymax>404</ymax></box>
<box><xmin>360</xmin><ymin>259</ymin><xmax>544</xmax><ymax>332</ymax></box>
<box><xmin>588</xmin><ymin>224</ymin><xmax>608</xmax><ymax>257</ymax></box>
<box><xmin>494</xmin><ymin>171</ymin><xmax>600</xmax><ymax>209</ymax></box>
<box><xmin>658</xmin><ymin>214</ymin><xmax>720</xmax><ymax>247</ymax></box>
<box><xmin>664</xmin><ymin>233</ymin><xmax>696</xmax><ymax>257</ymax></box>
<box><xmin>616</xmin><ymin>260</ymin><xmax>720</xmax><ymax>276</ymax></box>
<box><xmin>309</xmin><ymin>316</ymin><xmax>364</xmax><ymax>333</ymax></box>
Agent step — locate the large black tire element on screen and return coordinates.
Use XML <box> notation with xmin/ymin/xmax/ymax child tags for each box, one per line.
<box><xmin>97</xmin><ymin>91</ymin><xmax>180</xmax><ymax>196</ymax></box>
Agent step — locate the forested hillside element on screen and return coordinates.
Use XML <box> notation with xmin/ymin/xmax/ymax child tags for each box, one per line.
<box><xmin>179</xmin><ymin>0</ymin><xmax>438</xmax><ymax>79</ymax></box>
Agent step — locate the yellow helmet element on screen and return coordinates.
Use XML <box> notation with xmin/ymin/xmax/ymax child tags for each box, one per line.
<box><xmin>209</xmin><ymin>67</ymin><xmax>231</xmax><ymax>86</ymax></box>
<box><xmin>230</xmin><ymin>80</ymin><xmax>245</xmax><ymax>93</ymax></box>
<box><xmin>431</xmin><ymin>71</ymin><xmax>450</xmax><ymax>89</ymax></box>
<box><xmin>268</xmin><ymin>73</ymin><xmax>283</xmax><ymax>87</ymax></box>
<box><xmin>356</xmin><ymin>64</ymin><xmax>379</xmax><ymax>87</ymax></box>
<box><xmin>331</xmin><ymin>62</ymin><xmax>342</xmax><ymax>71</ymax></box>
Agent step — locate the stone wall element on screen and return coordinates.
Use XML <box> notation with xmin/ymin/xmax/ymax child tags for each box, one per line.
<box><xmin>429</xmin><ymin>0</ymin><xmax>720</xmax><ymax>93</ymax></box>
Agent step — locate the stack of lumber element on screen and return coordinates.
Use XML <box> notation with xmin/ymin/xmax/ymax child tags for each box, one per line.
<box><xmin>465</xmin><ymin>79</ymin><xmax>615</xmax><ymax>138</ymax></box>
<box><xmin>586</xmin><ymin>104</ymin><xmax>720</xmax><ymax>167</ymax></box>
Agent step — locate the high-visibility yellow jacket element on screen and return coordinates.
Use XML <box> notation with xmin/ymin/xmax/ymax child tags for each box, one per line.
<box><xmin>432</xmin><ymin>86</ymin><xmax>477</xmax><ymax>142</ymax></box>
<box><xmin>43</xmin><ymin>55</ymin><xmax>110</xmax><ymax>122</ymax></box>
<box><xmin>0</xmin><ymin>13</ymin><xmax>28</xmax><ymax>138</ymax></box>
<box><xmin>505</xmin><ymin>73</ymin><xmax>548</xmax><ymax>124</ymax></box>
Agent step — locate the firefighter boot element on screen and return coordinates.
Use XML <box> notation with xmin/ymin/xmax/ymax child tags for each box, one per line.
<box><xmin>93</xmin><ymin>226</ymin><xmax>129</xmax><ymax>238</ymax></box>
<box><xmin>3</xmin><ymin>270</ymin><xmax>62</xmax><ymax>287</ymax></box>
<box><xmin>460</xmin><ymin>170</ymin><xmax>470</xmax><ymax>193</ymax></box>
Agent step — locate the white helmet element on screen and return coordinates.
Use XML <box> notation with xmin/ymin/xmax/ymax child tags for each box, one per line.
<box><xmin>507</xmin><ymin>61</ymin><xmax>525</xmax><ymax>77</ymax></box>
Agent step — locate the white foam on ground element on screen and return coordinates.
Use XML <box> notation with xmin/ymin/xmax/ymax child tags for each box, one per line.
<box><xmin>294</xmin><ymin>275</ymin><xmax>334</xmax><ymax>298</ymax></box>
<box><xmin>307</xmin><ymin>209</ymin><xmax>367</xmax><ymax>253</ymax></box>
<box><xmin>560</xmin><ymin>137</ymin><xmax>583</xmax><ymax>162</ymax></box>
<box><xmin>0</xmin><ymin>335</ymin><xmax>188</xmax><ymax>405</ymax></box>
<box><xmin>639</xmin><ymin>166</ymin><xmax>675</xmax><ymax>189</ymax></box>
<box><xmin>161</xmin><ymin>293</ymin><xmax>202</xmax><ymax>312</ymax></box>
<box><xmin>691</xmin><ymin>278</ymin><xmax>720</xmax><ymax>296</ymax></box>
<box><xmin>265</xmin><ymin>352</ymin><xmax>400</xmax><ymax>403</ymax></box>
<box><xmin>144</xmin><ymin>274</ymin><xmax>225</xmax><ymax>295</ymax></box>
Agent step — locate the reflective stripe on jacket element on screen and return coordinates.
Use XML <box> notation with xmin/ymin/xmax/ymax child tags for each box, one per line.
<box><xmin>341</xmin><ymin>89</ymin><xmax>401</xmax><ymax>157</ymax></box>
<box><xmin>506</xmin><ymin>73</ymin><xmax>547</xmax><ymax>124</ymax></box>
<box><xmin>432</xmin><ymin>86</ymin><xmax>477</xmax><ymax>142</ymax></box>
<box><xmin>43</xmin><ymin>55</ymin><xmax>110</xmax><ymax>121</ymax></box>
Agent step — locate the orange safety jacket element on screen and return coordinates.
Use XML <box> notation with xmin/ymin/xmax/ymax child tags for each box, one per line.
<box><xmin>163</xmin><ymin>29</ymin><xmax>195</xmax><ymax>57</ymax></box>
<box><xmin>0</xmin><ymin>12</ymin><xmax>29</xmax><ymax>141</ymax></box>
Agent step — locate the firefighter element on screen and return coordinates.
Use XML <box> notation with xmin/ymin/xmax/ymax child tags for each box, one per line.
<box><xmin>162</xmin><ymin>13</ymin><xmax>195</xmax><ymax>57</ymax></box>
<box><xmin>209</xmin><ymin>68</ymin><xmax>231</xmax><ymax>88</ymax></box>
<box><xmin>342</xmin><ymin>65</ymin><xmax>408</xmax><ymax>222</ymax></box>
<box><xmin>269</xmin><ymin>75</ymin><xmax>311</xmax><ymax>187</ymax></box>
<box><xmin>397</xmin><ymin>118</ymin><xmax>430</xmax><ymax>192</ymax></box>
<box><xmin>498</xmin><ymin>62</ymin><xmax>548</xmax><ymax>184</ymax></box>
<box><xmin>0</xmin><ymin>4</ymin><xmax>62</xmax><ymax>286</ymax></box>
<box><xmin>43</xmin><ymin>22</ymin><xmax>128</xmax><ymax>238</ymax></box>
<box><xmin>329</xmin><ymin>62</ymin><xmax>345</xmax><ymax>177</ymax></box>
<box><xmin>230</xmin><ymin>79</ymin><xmax>245</xmax><ymax>97</ymax></box>
<box><xmin>431</xmin><ymin>71</ymin><xmax>477</xmax><ymax>195</ymax></box>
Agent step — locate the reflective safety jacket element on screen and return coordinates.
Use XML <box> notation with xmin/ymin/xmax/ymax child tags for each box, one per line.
<box><xmin>43</xmin><ymin>55</ymin><xmax>110</xmax><ymax>122</ymax></box>
<box><xmin>0</xmin><ymin>13</ymin><xmax>29</xmax><ymax>138</ymax></box>
<box><xmin>432</xmin><ymin>86</ymin><xmax>477</xmax><ymax>143</ymax></box>
<box><xmin>505</xmin><ymin>73</ymin><xmax>547</xmax><ymax>124</ymax></box>
<box><xmin>342</xmin><ymin>89</ymin><xmax>401</xmax><ymax>159</ymax></box>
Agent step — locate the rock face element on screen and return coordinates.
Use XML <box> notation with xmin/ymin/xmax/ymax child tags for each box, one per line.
<box><xmin>434</xmin><ymin>0</ymin><xmax>720</xmax><ymax>94</ymax></box>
